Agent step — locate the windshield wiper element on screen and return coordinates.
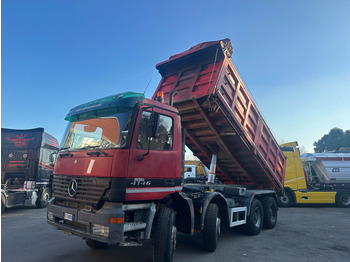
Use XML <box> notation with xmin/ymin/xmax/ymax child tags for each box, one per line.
<box><xmin>59</xmin><ymin>147</ymin><xmax>73</xmax><ymax>157</ymax></box>
<box><xmin>79</xmin><ymin>145</ymin><xmax>108</xmax><ymax>156</ymax></box>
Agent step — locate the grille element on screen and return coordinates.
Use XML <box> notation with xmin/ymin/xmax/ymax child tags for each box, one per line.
<box><xmin>52</xmin><ymin>175</ymin><xmax>110</xmax><ymax>206</ymax></box>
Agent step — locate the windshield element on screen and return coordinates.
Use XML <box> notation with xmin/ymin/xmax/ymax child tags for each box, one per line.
<box><xmin>61</xmin><ymin>111</ymin><xmax>132</xmax><ymax>150</ymax></box>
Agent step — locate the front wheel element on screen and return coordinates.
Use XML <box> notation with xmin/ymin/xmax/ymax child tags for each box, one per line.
<box><xmin>153</xmin><ymin>207</ymin><xmax>177</xmax><ymax>262</ymax></box>
<box><xmin>278</xmin><ymin>191</ymin><xmax>293</xmax><ymax>207</ymax></box>
<box><xmin>336</xmin><ymin>191</ymin><xmax>350</xmax><ymax>208</ymax></box>
<box><xmin>202</xmin><ymin>203</ymin><xmax>220</xmax><ymax>252</ymax></box>
<box><xmin>36</xmin><ymin>188</ymin><xmax>51</xmax><ymax>208</ymax></box>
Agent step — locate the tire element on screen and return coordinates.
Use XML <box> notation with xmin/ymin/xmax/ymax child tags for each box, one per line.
<box><xmin>262</xmin><ymin>196</ymin><xmax>278</xmax><ymax>229</ymax></box>
<box><xmin>1</xmin><ymin>194</ymin><xmax>6</xmax><ymax>214</ymax></box>
<box><xmin>202</xmin><ymin>203</ymin><xmax>220</xmax><ymax>252</ymax></box>
<box><xmin>85</xmin><ymin>239</ymin><xmax>108</xmax><ymax>249</ymax></box>
<box><xmin>36</xmin><ymin>188</ymin><xmax>51</xmax><ymax>208</ymax></box>
<box><xmin>278</xmin><ymin>191</ymin><xmax>293</xmax><ymax>207</ymax></box>
<box><xmin>336</xmin><ymin>191</ymin><xmax>350</xmax><ymax>208</ymax></box>
<box><xmin>153</xmin><ymin>207</ymin><xmax>177</xmax><ymax>262</ymax></box>
<box><xmin>243</xmin><ymin>199</ymin><xmax>264</xmax><ymax>236</ymax></box>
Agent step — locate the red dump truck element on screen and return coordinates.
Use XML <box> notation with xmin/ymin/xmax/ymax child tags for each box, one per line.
<box><xmin>47</xmin><ymin>39</ymin><xmax>286</xmax><ymax>261</ymax></box>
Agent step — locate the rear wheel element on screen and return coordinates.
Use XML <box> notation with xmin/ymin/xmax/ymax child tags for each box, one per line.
<box><xmin>278</xmin><ymin>191</ymin><xmax>293</xmax><ymax>207</ymax></box>
<box><xmin>153</xmin><ymin>207</ymin><xmax>177</xmax><ymax>262</ymax></box>
<box><xmin>36</xmin><ymin>188</ymin><xmax>51</xmax><ymax>208</ymax></box>
<box><xmin>243</xmin><ymin>199</ymin><xmax>264</xmax><ymax>236</ymax></box>
<box><xmin>262</xmin><ymin>196</ymin><xmax>277</xmax><ymax>229</ymax></box>
<box><xmin>202</xmin><ymin>203</ymin><xmax>220</xmax><ymax>252</ymax></box>
<box><xmin>85</xmin><ymin>239</ymin><xmax>108</xmax><ymax>249</ymax></box>
<box><xmin>336</xmin><ymin>192</ymin><xmax>350</xmax><ymax>208</ymax></box>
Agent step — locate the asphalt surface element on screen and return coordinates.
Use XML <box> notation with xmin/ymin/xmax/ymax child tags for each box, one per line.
<box><xmin>1</xmin><ymin>205</ymin><xmax>350</xmax><ymax>262</ymax></box>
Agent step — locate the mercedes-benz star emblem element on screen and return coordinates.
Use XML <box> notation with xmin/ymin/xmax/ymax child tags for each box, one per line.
<box><xmin>68</xmin><ymin>179</ymin><xmax>78</xmax><ymax>197</ymax></box>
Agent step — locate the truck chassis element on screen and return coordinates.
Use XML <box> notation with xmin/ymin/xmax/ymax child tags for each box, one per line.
<box><xmin>48</xmin><ymin>181</ymin><xmax>277</xmax><ymax>261</ymax></box>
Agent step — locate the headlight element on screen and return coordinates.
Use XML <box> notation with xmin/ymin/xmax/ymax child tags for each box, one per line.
<box><xmin>47</xmin><ymin>211</ymin><xmax>54</xmax><ymax>221</ymax></box>
<box><xmin>92</xmin><ymin>224</ymin><xmax>109</xmax><ymax>237</ymax></box>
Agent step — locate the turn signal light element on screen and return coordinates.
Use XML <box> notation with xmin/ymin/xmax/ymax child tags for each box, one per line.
<box><xmin>110</xmin><ymin>217</ymin><xmax>125</xmax><ymax>224</ymax></box>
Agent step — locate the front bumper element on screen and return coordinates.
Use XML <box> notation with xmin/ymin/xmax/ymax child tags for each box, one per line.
<box><xmin>47</xmin><ymin>198</ymin><xmax>124</xmax><ymax>243</ymax></box>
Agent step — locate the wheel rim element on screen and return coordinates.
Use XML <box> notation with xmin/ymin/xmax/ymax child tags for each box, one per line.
<box><xmin>43</xmin><ymin>192</ymin><xmax>49</xmax><ymax>204</ymax></box>
<box><xmin>253</xmin><ymin>207</ymin><xmax>262</xmax><ymax>227</ymax></box>
<box><xmin>216</xmin><ymin>217</ymin><xmax>221</xmax><ymax>240</ymax></box>
<box><xmin>279</xmin><ymin>195</ymin><xmax>290</xmax><ymax>205</ymax></box>
<box><xmin>171</xmin><ymin>226</ymin><xmax>177</xmax><ymax>252</ymax></box>
<box><xmin>269</xmin><ymin>203</ymin><xmax>277</xmax><ymax>223</ymax></box>
<box><xmin>341</xmin><ymin>194</ymin><xmax>350</xmax><ymax>206</ymax></box>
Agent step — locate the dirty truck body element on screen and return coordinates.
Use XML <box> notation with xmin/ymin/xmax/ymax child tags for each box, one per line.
<box><xmin>1</xmin><ymin>128</ymin><xmax>59</xmax><ymax>213</ymax></box>
<box><xmin>47</xmin><ymin>39</ymin><xmax>286</xmax><ymax>261</ymax></box>
<box><xmin>280</xmin><ymin>142</ymin><xmax>350</xmax><ymax>207</ymax></box>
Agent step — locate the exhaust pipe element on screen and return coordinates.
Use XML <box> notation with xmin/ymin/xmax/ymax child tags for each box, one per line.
<box><xmin>207</xmin><ymin>154</ymin><xmax>217</xmax><ymax>184</ymax></box>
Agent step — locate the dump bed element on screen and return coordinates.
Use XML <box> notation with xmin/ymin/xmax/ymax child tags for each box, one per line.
<box><xmin>153</xmin><ymin>39</ymin><xmax>286</xmax><ymax>190</ymax></box>
<box><xmin>301</xmin><ymin>152</ymin><xmax>350</xmax><ymax>184</ymax></box>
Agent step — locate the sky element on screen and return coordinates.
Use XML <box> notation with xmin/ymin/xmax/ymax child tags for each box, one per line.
<box><xmin>2</xmin><ymin>0</ymin><xmax>350</xmax><ymax>153</ymax></box>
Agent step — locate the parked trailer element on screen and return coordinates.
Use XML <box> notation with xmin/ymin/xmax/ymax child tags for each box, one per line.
<box><xmin>47</xmin><ymin>39</ymin><xmax>286</xmax><ymax>261</ymax></box>
<box><xmin>1</xmin><ymin>128</ymin><xmax>59</xmax><ymax>214</ymax></box>
<box><xmin>279</xmin><ymin>141</ymin><xmax>350</xmax><ymax>207</ymax></box>
<box><xmin>301</xmin><ymin>152</ymin><xmax>350</xmax><ymax>184</ymax></box>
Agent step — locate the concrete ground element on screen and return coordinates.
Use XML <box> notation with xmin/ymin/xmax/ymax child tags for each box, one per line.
<box><xmin>1</xmin><ymin>204</ymin><xmax>350</xmax><ymax>262</ymax></box>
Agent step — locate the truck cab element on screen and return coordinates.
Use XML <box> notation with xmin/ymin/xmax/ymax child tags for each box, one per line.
<box><xmin>1</xmin><ymin>128</ymin><xmax>59</xmax><ymax>213</ymax></box>
<box><xmin>184</xmin><ymin>162</ymin><xmax>209</xmax><ymax>183</ymax></box>
<box><xmin>53</xmin><ymin>92</ymin><xmax>183</xmax><ymax>202</ymax></box>
<box><xmin>48</xmin><ymin>92</ymin><xmax>186</xmax><ymax>247</ymax></box>
<box><xmin>280</xmin><ymin>142</ymin><xmax>350</xmax><ymax>207</ymax></box>
<box><xmin>184</xmin><ymin>165</ymin><xmax>197</xmax><ymax>182</ymax></box>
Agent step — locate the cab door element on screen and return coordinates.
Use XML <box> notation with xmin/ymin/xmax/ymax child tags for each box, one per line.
<box><xmin>126</xmin><ymin>105</ymin><xmax>182</xmax><ymax>201</ymax></box>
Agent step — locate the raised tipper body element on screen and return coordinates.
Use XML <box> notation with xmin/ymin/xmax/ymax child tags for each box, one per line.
<box><xmin>154</xmin><ymin>39</ymin><xmax>286</xmax><ymax>189</ymax></box>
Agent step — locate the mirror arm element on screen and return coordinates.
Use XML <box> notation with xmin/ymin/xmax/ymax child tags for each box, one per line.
<box><xmin>138</xmin><ymin>106</ymin><xmax>154</xmax><ymax>161</ymax></box>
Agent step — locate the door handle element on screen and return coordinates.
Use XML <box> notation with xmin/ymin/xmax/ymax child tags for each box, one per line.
<box><xmin>165</xmin><ymin>179</ymin><xmax>174</xmax><ymax>186</ymax></box>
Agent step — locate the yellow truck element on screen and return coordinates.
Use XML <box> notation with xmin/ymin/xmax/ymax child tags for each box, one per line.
<box><xmin>279</xmin><ymin>142</ymin><xmax>350</xmax><ymax>208</ymax></box>
<box><xmin>184</xmin><ymin>160</ymin><xmax>209</xmax><ymax>183</ymax></box>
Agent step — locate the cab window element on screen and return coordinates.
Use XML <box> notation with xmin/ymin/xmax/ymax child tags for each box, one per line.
<box><xmin>184</xmin><ymin>167</ymin><xmax>192</xmax><ymax>172</ymax></box>
<box><xmin>136</xmin><ymin>111</ymin><xmax>173</xmax><ymax>151</ymax></box>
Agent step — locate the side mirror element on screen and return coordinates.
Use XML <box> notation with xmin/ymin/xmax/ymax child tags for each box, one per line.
<box><xmin>150</xmin><ymin>113</ymin><xmax>160</xmax><ymax>138</ymax></box>
<box><xmin>138</xmin><ymin>107</ymin><xmax>157</xmax><ymax>161</ymax></box>
<box><xmin>120</xmin><ymin>130</ymin><xmax>129</xmax><ymax>147</ymax></box>
<box><xmin>49</xmin><ymin>152</ymin><xmax>57</xmax><ymax>165</ymax></box>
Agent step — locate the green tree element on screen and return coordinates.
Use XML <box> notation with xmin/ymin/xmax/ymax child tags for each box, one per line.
<box><xmin>313</xmin><ymin>128</ymin><xmax>350</xmax><ymax>152</ymax></box>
